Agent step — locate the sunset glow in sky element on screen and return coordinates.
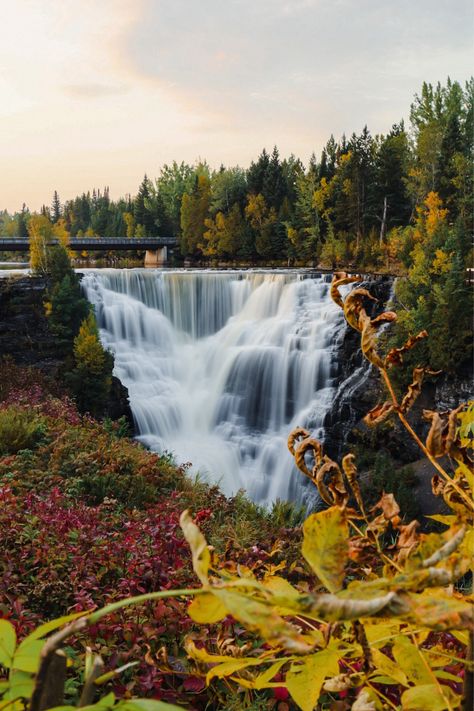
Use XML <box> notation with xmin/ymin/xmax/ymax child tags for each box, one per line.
<box><xmin>0</xmin><ymin>0</ymin><xmax>472</xmax><ymax>212</ymax></box>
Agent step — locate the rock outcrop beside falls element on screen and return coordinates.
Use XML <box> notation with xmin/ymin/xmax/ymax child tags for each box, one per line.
<box><xmin>0</xmin><ymin>274</ymin><xmax>133</xmax><ymax>426</ymax></box>
<box><xmin>324</xmin><ymin>273</ymin><xmax>472</xmax><ymax>465</ymax></box>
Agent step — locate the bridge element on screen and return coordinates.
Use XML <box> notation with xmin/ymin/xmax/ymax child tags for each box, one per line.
<box><xmin>0</xmin><ymin>237</ymin><xmax>178</xmax><ymax>266</ymax></box>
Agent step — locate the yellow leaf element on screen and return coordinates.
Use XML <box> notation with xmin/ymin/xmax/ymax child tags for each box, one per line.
<box><xmin>371</xmin><ymin>649</ymin><xmax>408</xmax><ymax>686</ymax></box>
<box><xmin>206</xmin><ymin>658</ymin><xmax>263</xmax><ymax>685</ymax></box>
<box><xmin>212</xmin><ymin>589</ymin><xmax>314</xmax><ymax>653</ymax></box>
<box><xmin>401</xmin><ymin>683</ymin><xmax>458</xmax><ymax>710</ymax></box>
<box><xmin>392</xmin><ymin>636</ymin><xmax>432</xmax><ymax>685</ymax></box>
<box><xmin>187</xmin><ymin>592</ymin><xmax>227</xmax><ymax>624</ymax></box>
<box><xmin>179</xmin><ymin>510</ymin><xmax>210</xmax><ymax>586</ymax></box>
<box><xmin>286</xmin><ymin>649</ymin><xmax>340</xmax><ymax>711</ymax></box>
<box><xmin>230</xmin><ymin>659</ymin><xmax>288</xmax><ymax>689</ymax></box>
<box><xmin>302</xmin><ymin>507</ymin><xmax>348</xmax><ymax>592</ymax></box>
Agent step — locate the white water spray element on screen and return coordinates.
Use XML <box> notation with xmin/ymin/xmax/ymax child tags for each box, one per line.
<box><xmin>81</xmin><ymin>270</ymin><xmax>347</xmax><ymax>506</ymax></box>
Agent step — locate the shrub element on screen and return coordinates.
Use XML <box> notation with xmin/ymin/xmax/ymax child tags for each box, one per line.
<box><xmin>0</xmin><ymin>406</ymin><xmax>46</xmax><ymax>455</ymax></box>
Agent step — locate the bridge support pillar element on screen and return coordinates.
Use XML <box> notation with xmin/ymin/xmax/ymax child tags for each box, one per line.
<box><xmin>144</xmin><ymin>246</ymin><xmax>168</xmax><ymax>267</ymax></box>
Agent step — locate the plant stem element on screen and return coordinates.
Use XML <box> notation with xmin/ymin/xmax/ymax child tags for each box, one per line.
<box><xmin>379</xmin><ymin>368</ymin><xmax>473</xmax><ymax>511</ymax></box>
<box><xmin>88</xmin><ymin>588</ymin><xmax>205</xmax><ymax>624</ymax></box>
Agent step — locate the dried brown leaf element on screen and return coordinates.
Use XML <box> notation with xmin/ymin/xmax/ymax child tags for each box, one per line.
<box><xmin>384</xmin><ymin>330</ymin><xmax>428</xmax><ymax>368</ymax></box>
<box><xmin>294</xmin><ymin>437</ymin><xmax>323</xmax><ymax>480</ymax></box>
<box><xmin>343</xmin><ymin>288</ymin><xmax>377</xmax><ymax>332</ymax></box>
<box><xmin>373</xmin><ymin>492</ymin><xmax>400</xmax><ymax>521</ymax></box>
<box><xmin>359</xmin><ymin>312</ymin><xmax>384</xmax><ymax>368</ymax></box>
<box><xmin>315</xmin><ymin>456</ymin><xmax>349</xmax><ymax>507</ymax></box>
<box><xmin>396</xmin><ymin>520</ymin><xmax>421</xmax><ymax>564</ymax></box>
<box><xmin>423</xmin><ymin>410</ymin><xmax>445</xmax><ymax>457</ymax></box>
<box><xmin>370</xmin><ymin>311</ymin><xmax>397</xmax><ymax>327</ymax></box>
<box><xmin>330</xmin><ymin>272</ymin><xmax>361</xmax><ymax>308</ymax></box>
<box><xmin>400</xmin><ymin>367</ymin><xmax>426</xmax><ymax>413</ymax></box>
<box><xmin>363</xmin><ymin>401</ymin><xmax>394</xmax><ymax>427</ymax></box>
<box><xmin>342</xmin><ymin>453</ymin><xmax>365</xmax><ymax>516</ymax></box>
<box><xmin>287</xmin><ymin>426</ymin><xmax>310</xmax><ymax>455</ymax></box>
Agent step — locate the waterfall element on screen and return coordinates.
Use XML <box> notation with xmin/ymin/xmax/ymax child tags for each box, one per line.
<box><xmin>81</xmin><ymin>269</ymin><xmax>348</xmax><ymax>507</ymax></box>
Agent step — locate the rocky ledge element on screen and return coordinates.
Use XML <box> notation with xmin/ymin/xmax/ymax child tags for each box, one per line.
<box><xmin>0</xmin><ymin>274</ymin><xmax>134</xmax><ymax>428</ymax></box>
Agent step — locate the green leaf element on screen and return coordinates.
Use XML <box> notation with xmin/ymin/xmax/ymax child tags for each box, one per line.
<box><xmin>12</xmin><ymin>639</ymin><xmax>44</xmax><ymax>674</ymax></box>
<box><xmin>401</xmin><ymin>684</ymin><xmax>459</xmax><ymax>710</ymax></box>
<box><xmin>0</xmin><ymin>620</ymin><xmax>16</xmax><ymax>669</ymax></box>
<box><xmin>302</xmin><ymin>507</ymin><xmax>348</xmax><ymax>592</ymax></box>
<box><xmin>118</xmin><ymin>700</ymin><xmax>184</xmax><ymax>711</ymax></box>
<box><xmin>3</xmin><ymin>669</ymin><xmax>34</xmax><ymax>701</ymax></box>
<box><xmin>187</xmin><ymin>592</ymin><xmax>227</xmax><ymax>624</ymax></box>
<box><xmin>51</xmin><ymin>692</ymin><xmax>117</xmax><ymax>711</ymax></box>
<box><xmin>179</xmin><ymin>510</ymin><xmax>210</xmax><ymax>586</ymax></box>
<box><xmin>286</xmin><ymin>649</ymin><xmax>340</xmax><ymax>711</ymax></box>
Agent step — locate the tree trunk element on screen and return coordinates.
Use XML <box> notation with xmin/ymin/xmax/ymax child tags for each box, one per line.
<box><xmin>379</xmin><ymin>196</ymin><xmax>388</xmax><ymax>246</ymax></box>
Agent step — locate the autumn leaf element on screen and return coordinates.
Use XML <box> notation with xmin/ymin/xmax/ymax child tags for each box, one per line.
<box><xmin>330</xmin><ymin>272</ymin><xmax>361</xmax><ymax>308</ymax></box>
<box><xmin>313</xmin><ymin>456</ymin><xmax>349</xmax><ymax>507</ymax></box>
<box><xmin>363</xmin><ymin>401</ymin><xmax>394</xmax><ymax>427</ymax></box>
<box><xmin>187</xmin><ymin>592</ymin><xmax>227</xmax><ymax>624</ymax></box>
<box><xmin>287</xmin><ymin>427</ymin><xmax>310</xmax><ymax>455</ymax></box>
<box><xmin>286</xmin><ymin>648</ymin><xmax>340</xmax><ymax>711</ymax></box>
<box><xmin>294</xmin><ymin>436</ymin><xmax>322</xmax><ymax>479</ymax></box>
<box><xmin>179</xmin><ymin>510</ymin><xmax>211</xmax><ymax>586</ymax></box>
<box><xmin>302</xmin><ymin>507</ymin><xmax>348</xmax><ymax>592</ymax></box>
<box><xmin>385</xmin><ymin>330</ymin><xmax>428</xmax><ymax>367</ymax></box>
<box><xmin>343</xmin><ymin>288</ymin><xmax>377</xmax><ymax>331</ymax></box>
<box><xmin>401</xmin><ymin>683</ymin><xmax>459</xmax><ymax>710</ymax></box>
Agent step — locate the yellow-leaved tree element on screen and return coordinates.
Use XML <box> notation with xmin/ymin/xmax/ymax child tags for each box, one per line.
<box><xmin>28</xmin><ymin>214</ymin><xmax>53</xmax><ymax>274</ymax></box>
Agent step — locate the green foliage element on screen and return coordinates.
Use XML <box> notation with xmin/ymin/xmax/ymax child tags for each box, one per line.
<box><xmin>46</xmin><ymin>274</ymin><xmax>90</xmax><ymax>353</ymax></box>
<box><xmin>65</xmin><ymin>312</ymin><xmax>114</xmax><ymax>417</ymax></box>
<box><xmin>0</xmin><ymin>406</ymin><xmax>46</xmax><ymax>455</ymax></box>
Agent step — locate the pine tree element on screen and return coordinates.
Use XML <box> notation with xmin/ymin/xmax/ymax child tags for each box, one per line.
<box><xmin>51</xmin><ymin>191</ymin><xmax>61</xmax><ymax>223</ymax></box>
<box><xmin>66</xmin><ymin>312</ymin><xmax>114</xmax><ymax>416</ymax></box>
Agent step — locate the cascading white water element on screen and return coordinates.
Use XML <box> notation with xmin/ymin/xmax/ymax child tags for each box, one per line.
<box><xmin>81</xmin><ymin>269</ymin><xmax>348</xmax><ymax>507</ymax></box>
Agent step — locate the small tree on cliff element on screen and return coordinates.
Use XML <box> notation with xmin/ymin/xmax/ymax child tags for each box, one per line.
<box><xmin>66</xmin><ymin>312</ymin><xmax>114</xmax><ymax>416</ymax></box>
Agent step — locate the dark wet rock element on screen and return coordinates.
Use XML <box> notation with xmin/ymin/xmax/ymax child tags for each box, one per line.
<box><xmin>0</xmin><ymin>275</ymin><xmax>133</xmax><ymax>428</ymax></box>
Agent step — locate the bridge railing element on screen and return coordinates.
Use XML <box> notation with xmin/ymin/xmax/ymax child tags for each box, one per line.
<box><xmin>0</xmin><ymin>237</ymin><xmax>178</xmax><ymax>249</ymax></box>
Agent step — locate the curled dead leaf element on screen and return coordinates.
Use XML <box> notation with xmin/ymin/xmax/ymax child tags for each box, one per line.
<box><xmin>395</xmin><ymin>520</ymin><xmax>421</xmax><ymax>565</ymax></box>
<box><xmin>370</xmin><ymin>310</ymin><xmax>397</xmax><ymax>327</ymax></box>
<box><xmin>400</xmin><ymin>367</ymin><xmax>426</xmax><ymax>413</ymax></box>
<box><xmin>359</xmin><ymin>312</ymin><xmax>384</xmax><ymax>368</ymax></box>
<box><xmin>330</xmin><ymin>272</ymin><xmax>361</xmax><ymax>308</ymax></box>
<box><xmin>294</xmin><ymin>437</ymin><xmax>323</xmax><ymax>480</ymax></box>
<box><xmin>342</xmin><ymin>453</ymin><xmax>365</xmax><ymax>516</ymax></box>
<box><xmin>315</xmin><ymin>456</ymin><xmax>349</xmax><ymax>507</ymax></box>
<box><xmin>423</xmin><ymin>410</ymin><xmax>445</xmax><ymax>457</ymax></box>
<box><xmin>385</xmin><ymin>330</ymin><xmax>428</xmax><ymax>368</ymax></box>
<box><xmin>363</xmin><ymin>401</ymin><xmax>394</xmax><ymax>427</ymax></box>
<box><xmin>372</xmin><ymin>492</ymin><xmax>400</xmax><ymax>522</ymax></box>
<box><xmin>287</xmin><ymin>426</ymin><xmax>310</xmax><ymax>456</ymax></box>
<box><xmin>343</xmin><ymin>288</ymin><xmax>377</xmax><ymax>332</ymax></box>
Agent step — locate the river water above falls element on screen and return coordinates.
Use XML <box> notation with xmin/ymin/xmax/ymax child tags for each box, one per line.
<box><xmin>82</xmin><ymin>269</ymin><xmax>349</xmax><ymax>507</ymax></box>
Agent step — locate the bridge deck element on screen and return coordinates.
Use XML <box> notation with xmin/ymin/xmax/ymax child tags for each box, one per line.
<box><xmin>0</xmin><ymin>238</ymin><xmax>177</xmax><ymax>252</ymax></box>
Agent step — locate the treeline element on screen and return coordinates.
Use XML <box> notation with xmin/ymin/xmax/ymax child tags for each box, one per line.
<box><xmin>1</xmin><ymin>78</ymin><xmax>472</xmax><ymax>268</ymax></box>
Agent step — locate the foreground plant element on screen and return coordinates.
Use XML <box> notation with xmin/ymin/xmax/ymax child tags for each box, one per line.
<box><xmin>0</xmin><ymin>273</ymin><xmax>472</xmax><ymax>711</ymax></box>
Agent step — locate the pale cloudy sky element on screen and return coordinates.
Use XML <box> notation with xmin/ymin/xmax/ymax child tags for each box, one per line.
<box><xmin>0</xmin><ymin>0</ymin><xmax>472</xmax><ymax>212</ymax></box>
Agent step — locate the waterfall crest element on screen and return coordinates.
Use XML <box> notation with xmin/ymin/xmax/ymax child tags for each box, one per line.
<box><xmin>81</xmin><ymin>269</ymin><xmax>347</xmax><ymax>506</ymax></box>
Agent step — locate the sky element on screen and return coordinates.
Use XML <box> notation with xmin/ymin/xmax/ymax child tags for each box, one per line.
<box><xmin>0</xmin><ymin>0</ymin><xmax>472</xmax><ymax>213</ymax></box>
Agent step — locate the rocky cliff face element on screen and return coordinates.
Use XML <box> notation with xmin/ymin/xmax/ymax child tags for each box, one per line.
<box><xmin>323</xmin><ymin>275</ymin><xmax>472</xmax><ymax>463</ymax></box>
<box><xmin>0</xmin><ymin>274</ymin><xmax>134</xmax><ymax>428</ymax></box>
